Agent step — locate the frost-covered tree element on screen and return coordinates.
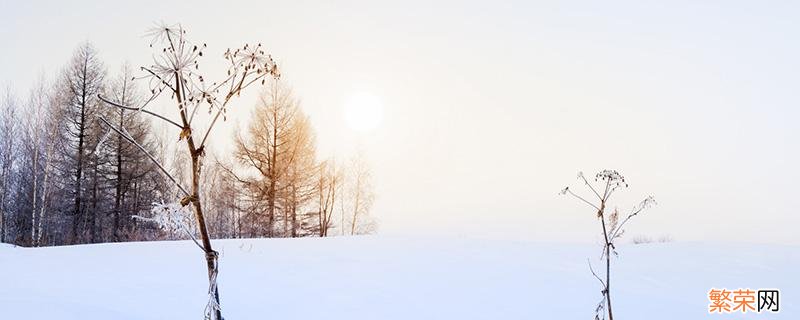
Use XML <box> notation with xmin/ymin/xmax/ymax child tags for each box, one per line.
<box><xmin>104</xmin><ymin>64</ymin><xmax>167</xmax><ymax>242</ymax></box>
<box><xmin>342</xmin><ymin>151</ymin><xmax>376</xmax><ymax>235</ymax></box>
<box><xmin>24</xmin><ymin>78</ymin><xmax>61</xmax><ymax>246</ymax></box>
<box><xmin>205</xmin><ymin>158</ymin><xmax>242</xmax><ymax>239</ymax></box>
<box><xmin>97</xmin><ymin>23</ymin><xmax>279</xmax><ymax>320</ymax></box>
<box><xmin>0</xmin><ymin>88</ymin><xmax>19</xmax><ymax>243</ymax></box>
<box><xmin>560</xmin><ymin>170</ymin><xmax>655</xmax><ymax>320</ymax></box>
<box><xmin>0</xmin><ymin>76</ymin><xmax>68</xmax><ymax>247</ymax></box>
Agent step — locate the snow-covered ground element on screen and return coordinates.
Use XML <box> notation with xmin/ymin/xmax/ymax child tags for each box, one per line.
<box><xmin>1</xmin><ymin>237</ymin><xmax>797</xmax><ymax>319</ymax></box>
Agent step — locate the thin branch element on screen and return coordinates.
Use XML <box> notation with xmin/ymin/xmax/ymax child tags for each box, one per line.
<box><xmin>566</xmin><ymin>189</ymin><xmax>600</xmax><ymax>211</ymax></box>
<box><xmin>97</xmin><ymin>116</ymin><xmax>189</xmax><ymax>196</ymax></box>
<box><xmin>588</xmin><ymin>258</ymin><xmax>606</xmax><ymax>287</ymax></box>
<box><xmin>215</xmin><ymin>158</ymin><xmax>248</xmax><ymax>185</ymax></box>
<box><xmin>198</xmin><ymin>73</ymin><xmax>274</xmax><ymax>148</ymax></box>
<box><xmin>610</xmin><ymin>207</ymin><xmax>645</xmax><ymax>240</ymax></box>
<box><xmin>98</xmin><ymin>94</ymin><xmax>183</xmax><ymax>129</ymax></box>
<box><xmin>579</xmin><ymin>173</ymin><xmax>603</xmax><ymax>201</ymax></box>
<box><xmin>140</xmin><ymin>66</ymin><xmax>176</xmax><ymax>92</ymax></box>
<box><xmin>602</xmin><ymin>178</ymin><xmax>611</xmax><ymax>202</ymax></box>
<box><xmin>198</xmin><ymin>101</ymin><xmax>226</xmax><ymax>148</ymax></box>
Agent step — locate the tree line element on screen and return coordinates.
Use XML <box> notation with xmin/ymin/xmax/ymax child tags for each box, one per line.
<box><xmin>0</xmin><ymin>42</ymin><xmax>375</xmax><ymax>247</ymax></box>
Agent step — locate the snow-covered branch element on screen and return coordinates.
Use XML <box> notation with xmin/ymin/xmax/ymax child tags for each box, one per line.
<box><xmin>98</xmin><ymin>94</ymin><xmax>183</xmax><ymax>129</ymax></box>
<box><xmin>97</xmin><ymin>116</ymin><xmax>190</xmax><ymax>196</ymax></box>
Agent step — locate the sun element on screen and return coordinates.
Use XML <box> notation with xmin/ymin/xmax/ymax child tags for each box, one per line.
<box><xmin>343</xmin><ymin>92</ymin><xmax>384</xmax><ymax>133</ymax></box>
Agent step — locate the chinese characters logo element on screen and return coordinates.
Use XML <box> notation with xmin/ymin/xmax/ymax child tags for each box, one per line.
<box><xmin>708</xmin><ymin>288</ymin><xmax>779</xmax><ymax>313</ymax></box>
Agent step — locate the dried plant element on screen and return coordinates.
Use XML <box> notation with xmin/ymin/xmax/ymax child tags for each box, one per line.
<box><xmin>560</xmin><ymin>170</ymin><xmax>656</xmax><ymax>320</ymax></box>
<box><xmin>97</xmin><ymin>23</ymin><xmax>279</xmax><ymax>320</ymax></box>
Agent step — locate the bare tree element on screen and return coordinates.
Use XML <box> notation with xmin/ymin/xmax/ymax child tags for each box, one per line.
<box><xmin>560</xmin><ymin>170</ymin><xmax>655</xmax><ymax>320</ymax></box>
<box><xmin>1</xmin><ymin>78</ymin><xmax>71</xmax><ymax>246</ymax></box>
<box><xmin>0</xmin><ymin>76</ymin><xmax>66</xmax><ymax>247</ymax></box>
<box><xmin>104</xmin><ymin>63</ymin><xmax>165</xmax><ymax>242</ymax></box>
<box><xmin>316</xmin><ymin>159</ymin><xmax>341</xmax><ymax>237</ymax></box>
<box><xmin>61</xmin><ymin>42</ymin><xmax>106</xmax><ymax>244</ymax></box>
<box><xmin>24</xmin><ymin>78</ymin><xmax>61</xmax><ymax>247</ymax></box>
<box><xmin>344</xmin><ymin>152</ymin><xmax>376</xmax><ymax>235</ymax></box>
<box><xmin>282</xmin><ymin>112</ymin><xmax>317</xmax><ymax>238</ymax></box>
<box><xmin>205</xmin><ymin>157</ymin><xmax>242</xmax><ymax>239</ymax></box>
<box><xmin>233</xmin><ymin>81</ymin><xmax>292</xmax><ymax>237</ymax></box>
<box><xmin>231</xmin><ymin>80</ymin><xmax>317</xmax><ymax>238</ymax></box>
<box><xmin>97</xmin><ymin>23</ymin><xmax>279</xmax><ymax>320</ymax></box>
<box><xmin>0</xmin><ymin>88</ymin><xmax>19</xmax><ymax>243</ymax></box>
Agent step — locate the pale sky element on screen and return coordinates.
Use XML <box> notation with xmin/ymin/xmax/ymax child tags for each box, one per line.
<box><xmin>2</xmin><ymin>0</ymin><xmax>799</xmax><ymax>244</ymax></box>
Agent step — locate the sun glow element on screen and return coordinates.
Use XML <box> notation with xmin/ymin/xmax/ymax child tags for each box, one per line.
<box><xmin>343</xmin><ymin>92</ymin><xmax>384</xmax><ymax>133</ymax></box>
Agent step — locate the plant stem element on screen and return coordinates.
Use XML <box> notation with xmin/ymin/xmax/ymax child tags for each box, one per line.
<box><xmin>175</xmin><ymin>74</ymin><xmax>222</xmax><ymax>320</ymax></box>
<box><xmin>598</xmin><ymin>201</ymin><xmax>613</xmax><ymax>320</ymax></box>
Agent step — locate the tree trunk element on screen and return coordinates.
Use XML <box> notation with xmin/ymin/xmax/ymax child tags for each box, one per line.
<box><xmin>350</xmin><ymin>181</ymin><xmax>360</xmax><ymax>235</ymax></box>
<box><xmin>89</xmin><ymin>161</ymin><xmax>99</xmax><ymax>243</ymax></box>
<box><xmin>114</xmin><ymin>107</ymin><xmax>124</xmax><ymax>242</ymax></box>
<box><xmin>71</xmin><ymin>57</ymin><xmax>89</xmax><ymax>245</ymax></box>
<box><xmin>37</xmin><ymin>153</ymin><xmax>51</xmax><ymax>247</ymax></box>
<box><xmin>30</xmin><ymin>140</ymin><xmax>39</xmax><ymax>247</ymax></box>
<box><xmin>0</xmin><ymin>173</ymin><xmax>6</xmax><ymax>243</ymax></box>
<box><xmin>290</xmin><ymin>186</ymin><xmax>297</xmax><ymax>238</ymax></box>
<box><xmin>35</xmin><ymin>141</ymin><xmax>55</xmax><ymax>247</ymax></box>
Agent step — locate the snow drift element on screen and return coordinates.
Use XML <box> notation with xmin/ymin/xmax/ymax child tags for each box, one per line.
<box><xmin>1</xmin><ymin>237</ymin><xmax>797</xmax><ymax>319</ymax></box>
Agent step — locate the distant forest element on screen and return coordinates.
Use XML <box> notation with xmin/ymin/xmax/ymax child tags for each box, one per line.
<box><xmin>0</xmin><ymin>42</ymin><xmax>375</xmax><ymax>247</ymax></box>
